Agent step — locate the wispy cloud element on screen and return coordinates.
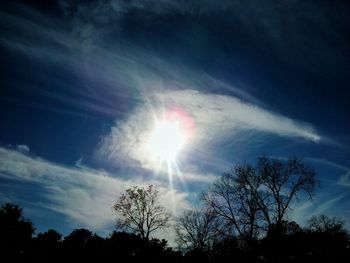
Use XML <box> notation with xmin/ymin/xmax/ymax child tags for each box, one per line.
<box><xmin>6</xmin><ymin>144</ymin><xmax>30</xmax><ymax>154</ymax></box>
<box><xmin>290</xmin><ymin>194</ymin><xmax>346</xmax><ymax>227</ymax></box>
<box><xmin>0</xmin><ymin>147</ymin><xmax>190</xmax><ymax>239</ymax></box>
<box><xmin>338</xmin><ymin>172</ymin><xmax>350</xmax><ymax>188</ymax></box>
<box><xmin>60</xmin><ymin>0</ymin><xmax>349</xmax><ymax>78</ymax></box>
<box><xmin>1</xmin><ymin>0</ymin><xmax>324</xmax><ymax>203</ymax></box>
<box><xmin>15</xmin><ymin>144</ymin><xmax>30</xmax><ymax>153</ymax></box>
<box><xmin>1</xmin><ymin>2</ymin><xmax>322</xmax><ymax>158</ymax></box>
<box><xmin>305</xmin><ymin>157</ymin><xmax>350</xmax><ymax>171</ymax></box>
<box><xmin>288</xmin><ymin>157</ymin><xmax>350</xmax><ymax>228</ymax></box>
<box><xmin>305</xmin><ymin>157</ymin><xmax>350</xmax><ymax>188</ymax></box>
<box><xmin>98</xmin><ymin>88</ymin><xmax>321</xmax><ymax>173</ymax></box>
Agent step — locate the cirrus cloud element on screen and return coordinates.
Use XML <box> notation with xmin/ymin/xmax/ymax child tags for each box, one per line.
<box><xmin>97</xmin><ymin>88</ymin><xmax>321</xmax><ymax>174</ymax></box>
<box><xmin>0</xmin><ymin>146</ymin><xmax>190</xmax><ymax>241</ymax></box>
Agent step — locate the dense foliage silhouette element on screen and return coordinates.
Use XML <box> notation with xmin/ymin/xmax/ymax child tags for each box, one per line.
<box><xmin>0</xmin><ymin>203</ymin><xmax>35</xmax><ymax>261</ymax></box>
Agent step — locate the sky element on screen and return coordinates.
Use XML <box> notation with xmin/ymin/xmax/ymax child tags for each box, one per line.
<box><xmin>0</xmin><ymin>0</ymin><xmax>350</xmax><ymax>244</ymax></box>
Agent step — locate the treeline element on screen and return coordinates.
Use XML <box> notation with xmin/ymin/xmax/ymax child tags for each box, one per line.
<box><xmin>1</xmin><ymin>202</ymin><xmax>349</xmax><ymax>262</ymax></box>
<box><xmin>0</xmin><ymin>203</ymin><xmax>180</xmax><ymax>261</ymax></box>
<box><xmin>1</xmin><ymin>156</ymin><xmax>350</xmax><ymax>262</ymax></box>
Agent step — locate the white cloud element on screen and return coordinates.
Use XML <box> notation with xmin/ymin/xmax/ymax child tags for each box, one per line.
<box><xmin>305</xmin><ymin>157</ymin><xmax>349</xmax><ymax>171</ymax></box>
<box><xmin>290</xmin><ymin>194</ymin><xmax>346</xmax><ymax>226</ymax></box>
<box><xmin>179</xmin><ymin>171</ymin><xmax>216</xmax><ymax>184</ymax></box>
<box><xmin>1</xmin><ymin>0</ymin><xmax>323</xmax><ymax>198</ymax></box>
<box><xmin>0</xmin><ymin>147</ymin><xmax>189</xmax><ymax>242</ymax></box>
<box><xmin>289</xmin><ymin>157</ymin><xmax>350</xmax><ymax>228</ymax></box>
<box><xmin>98</xmin><ymin>89</ymin><xmax>321</xmax><ymax>175</ymax></box>
<box><xmin>305</xmin><ymin>157</ymin><xmax>350</xmax><ymax>188</ymax></box>
<box><xmin>338</xmin><ymin>172</ymin><xmax>350</xmax><ymax>188</ymax></box>
<box><xmin>62</xmin><ymin>0</ymin><xmax>347</xmax><ymax>77</ymax></box>
<box><xmin>2</xmin><ymin>3</ymin><xmax>321</xmax><ymax>153</ymax></box>
<box><xmin>16</xmin><ymin>144</ymin><xmax>30</xmax><ymax>153</ymax></box>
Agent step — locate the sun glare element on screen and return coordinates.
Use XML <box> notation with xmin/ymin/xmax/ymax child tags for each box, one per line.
<box><xmin>146</xmin><ymin>108</ymin><xmax>194</xmax><ymax>193</ymax></box>
<box><xmin>148</xmin><ymin>120</ymin><xmax>186</xmax><ymax>163</ymax></box>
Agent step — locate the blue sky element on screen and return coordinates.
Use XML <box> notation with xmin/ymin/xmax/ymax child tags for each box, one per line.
<box><xmin>0</xmin><ymin>0</ymin><xmax>349</xmax><ymax>243</ymax></box>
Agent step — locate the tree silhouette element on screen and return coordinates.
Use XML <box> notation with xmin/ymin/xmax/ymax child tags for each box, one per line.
<box><xmin>62</xmin><ymin>228</ymin><xmax>97</xmax><ymax>260</ymax></box>
<box><xmin>113</xmin><ymin>185</ymin><xmax>170</xmax><ymax>239</ymax></box>
<box><xmin>34</xmin><ymin>229</ymin><xmax>62</xmax><ymax>261</ymax></box>
<box><xmin>308</xmin><ymin>214</ymin><xmax>347</xmax><ymax>233</ymax></box>
<box><xmin>175</xmin><ymin>208</ymin><xmax>217</xmax><ymax>252</ymax></box>
<box><xmin>108</xmin><ymin>231</ymin><xmax>148</xmax><ymax>258</ymax></box>
<box><xmin>37</xmin><ymin>229</ymin><xmax>62</xmax><ymax>243</ymax></box>
<box><xmin>261</xmin><ymin>216</ymin><xmax>350</xmax><ymax>263</ymax></box>
<box><xmin>0</xmin><ymin>203</ymin><xmax>35</xmax><ymax>258</ymax></box>
<box><xmin>204</xmin><ymin>156</ymin><xmax>317</xmax><ymax>248</ymax></box>
<box><xmin>204</xmin><ymin>163</ymin><xmax>263</xmax><ymax>248</ymax></box>
<box><xmin>64</xmin><ymin>228</ymin><xmax>93</xmax><ymax>248</ymax></box>
<box><xmin>258</xmin><ymin>156</ymin><xmax>316</xmax><ymax>229</ymax></box>
<box><xmin>0</xmin><ymin>183</ymin><xmax>348</xmax><ymax>262</ymax></box>
<box><xmin>306</xmin><ymin>214</ymin><xmax>350</xmax><ymax>262</ymax></box>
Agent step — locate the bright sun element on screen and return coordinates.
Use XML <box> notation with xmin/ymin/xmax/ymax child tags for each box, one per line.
<box><xmin>148</xmin><ymin>120</ymin><xmax>186</xmax><ymax>163</ymax></box>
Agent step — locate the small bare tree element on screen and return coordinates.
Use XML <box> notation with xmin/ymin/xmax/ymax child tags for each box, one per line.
<box><xmin>175</xmin><ymin>208</ymin><xmax>217</xmax><ymax>252</ymax></box>
<box><xmin>113</xmin><ymin>185</ymin><xmax>170</xmax><ymax>239</ymax></box>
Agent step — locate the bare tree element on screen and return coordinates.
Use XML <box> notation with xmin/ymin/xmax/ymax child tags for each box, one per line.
<box><xmin>204</xmin><ymin>156</ymin><xmax>317</xmax><ymax>245</ymax></box>
<box><xmin>113</xmin><ymin>185</ymin><xmax>170</xmax><ymax>239</ymax></box>
<box><xmin>203</xmin><ymin>164</ymin><xmax>262</xmax><ymax>248</ymax></box>
<box><xmin>308</xmin><ymin>215</ymin><xmax>346</xmax><ymax>233</ymax></box>
<box><xmin>175</xmin><ymin>208</ymin><xmax>217</xmax><ymax>252</ymax></box>
<box><xmin>257</xmin><ymin>156</ymin><xmax>317</xmax><ymax>228</ymax></box>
